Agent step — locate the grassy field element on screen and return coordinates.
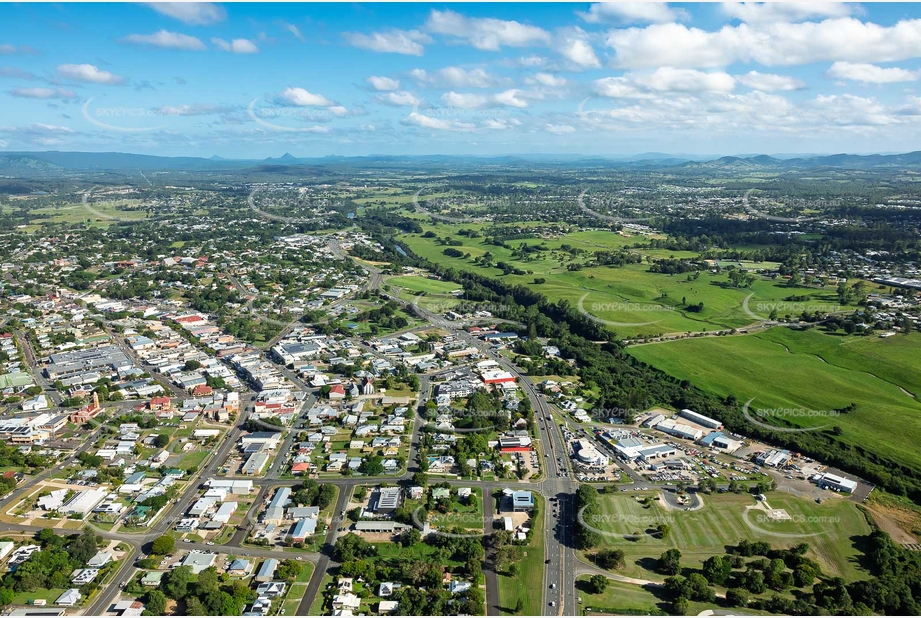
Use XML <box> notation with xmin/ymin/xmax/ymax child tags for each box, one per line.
<box><xmin>589</xmin><ymin>489</ymin><xmax>871</xmax><ymax>582</ymax></box>
<box><xmin>497</xmin><ymin>494</ymin><xmax>545</xmax><ymax>615</ymax></box>
<box><xmin>386</xmin><ymin>275</ymin><xmax>463</xmax><ymax>295</ymax></box>
<box><xmin>629</xmin><ymin>328</ymin><xmax>921</xmax><ymax>474</ymax></box>
<box><xmin>28</xmin><ymin>199</ymin><xmax>150</xmax><ymax>228</ymax></box>
<box><xmin>399</xmin><ymin>225</ymin><xmax>845</xmax><ymax>337</ymax></box>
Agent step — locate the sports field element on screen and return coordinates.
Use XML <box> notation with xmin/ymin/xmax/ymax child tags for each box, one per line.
<box><xmin>629</xmin><ymin>328</ymin><xmax>921</xmax><ymax>474</ymax></box>
<box><xmin>400</xmin><ymin>225</ymin><xmax>844</xmax><ymax>337</ymax></box>
<box><xmin>590</xmin><ymin>490</ymin><xmax>871</xmax><ymax>582</ymax></box>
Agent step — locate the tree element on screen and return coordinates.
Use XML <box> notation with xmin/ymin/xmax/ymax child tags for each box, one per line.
<box><xmin>702</xmin><ymin>555</ymin><xmax>731</xmax><ymax>586</ymax></box>
<box><xmin>162</xmin><ymin>565</ymin><xmax>192</xmax><ymax>600</ymax></box>
<box><xmin>153</xmin><ymin>434</ymin><xmax>170</xmax><ymax>448</ymax></box>
<box><xmin>595</xmin><ymin>548</ymin><xmax>625</xmax><ymax>571</ymax></box>
<box><xmin>184</xmin><ymin>359</ymin><xmax>202</xmax><ymax>371</ymax></box>
<box><xmin>656</xmin><ymin>523</ymin><xmax>671</xmax><ymax>539</ymax></box>
<box><xmin>277</xmin><ymin>560</ymin><xmax>303</xmax><ymax>582</ymax></box>
<box><xmin>672</xmin><ymin>597</ymin><xmax>689</xmax><ymax>615</ymax></box>
<box><xmin>658</xmin><ymin>549</ymin><xmax>682</xmax><ymax>575</ymax></box>
<box><xmin>589</xmin><ymin>574</ymin><xmax>609</xmax><ymax>594</ymax></box>
<box><xmin>151</xmin><ymin>535</ymin><xmax>175</xmax><ymax>556</ymax></box>
<box><xmin>144</xmin><ymin>590</ymin><xmax>167</xmax><ymax>616</ymax></box>
<box><xmin>726</xmin><ymin>587</ymin><xmax>749</xmax><ymax>607</ymax></box>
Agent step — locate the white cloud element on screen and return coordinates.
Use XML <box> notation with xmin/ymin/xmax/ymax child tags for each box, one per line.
<box><xmin>344</xmin><ymin>29</ymin><xmax>431</xmax><ymax>56</ymax></box>
<box><xmin>528</xmin><ymin>72</ymin><xmax>567</xmax><ymax>87</ymax></box>
<box><xmin>410</xmin><ymin>67</ymin><xmax>503</xmax><ymax>88</ymax></box>
<box><xmin>634</xmin><ymin>68</ymin><xmax>736</xmax><ymax>93</ymax></box>
<box><xmin>377</xmin><ymin>91</ymin><xmax>421</xmax><ymax>107</ymax></box>
<box><xmin>735</xmin><ymin>70</ymin><xmax>805</xmax><ymax>91</ymax></box>
<box><xmin>606</xmin><ymin>18</ymin><xmax>921</xmax><ymax>69</ymax></box>
<box><xmin>439</xmin><ymin>89</ymin><xmax>529</xmax><ymax>109</ymax></box>
<box><xmin>483</xmin><ymin>118</ymin><xmax>522</xmax><ymax>130</ymax></box>
<box><xmin>144</xmin><ymin>2</ymin><xmax>226</xmax><ymax>25</ymax></box>
<box><xmin>212</xmin><ymin>38</ymin><xmax>259</xmax><ymax>54</ymax></box>
<box><xmin>592</xmin><ymin>76</ymin><xmax>652</xmax><ymax>99</ymax></box>
<box><xmin>425</xmin><ymin>9</ymin><xmax>551</xmax><ymax>51</ymax></box>
<box><xmin>156</xmin><ymin>104</ymin><xmax>230</xmax><ymax>116</ymax></box>
<box><xmin>546</xmin><ymin>123</ymin><xmax>576</xmax><ymax>134</ymax></box>
<box><xmin>56</xmin><ymin>63</ymin><xmax>125</xmax><ymax>84</ymax></box>
<box><xmin>554</xmin><ymin>28</ymin><xmax>601</xmax><ymax>68</ymax></box>
<box><xmin>579</xmin><ymin>2</ymin><xmax>687</xmax><ymax>24</ymax></box>
<box><xmin>367</xmin><ymin>76</ymin><xmax>400</xmax><ymax>91</ymax></box>
<box><xmin>277</xmin><ymin>87</ymin><xmax>335</xmax><ymax>107</ymax></box>
<box><xmin>405</xmin><ymin>112</ymin><xmax>475</xmax><ymax>131</ymax></box>
<box><xmin>10</xmin><ymin>87</ymin><xmax>76</xmax><ymax>99</ymax></box>
<box><xmin>721</xmin><ymin>2</ymin><xmax>856</xmax><ymax>24</ymax></box>
<box><xmin>121</xmin><ymin>30</ymin><xmax>206</xmax><ymax>51</ymax></box>
<box><xmin>441</xmin><ymin>92</ymin><xmax>489</xmax><ymax>109</ymax></box>
<box><xmin>0</xmin><ymin>67</ymin><xmax>38</xmax><ymax>80</ymax></box>
<box><xmin>828</xmin><ymin>61</ymin><xmax>918</xmax><ymax>84</ymax></box>
<box><xmin>0</xmin><ymin>44</ymin><xmax>16</xmax><ymax>54</ymax></box>
<box><xmin>280</xmin><ymin>22</ymin><xmax>306</xmax><ymax>42</ymax></box>
<box><xmin>494</xmin><ymin>89</ymin><xmax>529</xmax><ymax>107</ymax></box>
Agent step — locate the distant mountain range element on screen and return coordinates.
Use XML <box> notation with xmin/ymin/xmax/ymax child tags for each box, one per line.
<box><xmin>4</xmin><ymin>149</ymin><xmax>921</xmax><ymax>176</ymax></box>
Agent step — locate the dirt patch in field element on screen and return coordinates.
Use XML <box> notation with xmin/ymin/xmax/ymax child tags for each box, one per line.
<box><xmin>863</xmin><ymin>501</ymin><xmax>920</xmax><ymax>545</ymax></box>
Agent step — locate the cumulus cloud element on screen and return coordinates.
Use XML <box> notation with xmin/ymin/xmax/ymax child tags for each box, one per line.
<box><xmin>276</xmin><ymin>87</ymin><xmax>336</xmax><ymax>108</ymax></box>
<box><xmin>579</xmin><ymin>2</ymin><xmax>687</xmax><ymax>24</ymax></box>
<box><xmin>56</xmin><ymin>63</ymin><xmax>125</xmax><ymax>84</ymax></box>
<box><xmin>721</xmin><ymin>2</ymin><xmax>857</xmax><ymax>23</ymax></box>
<box><xmin>827</xmin><ymin>61</ymin><xmax>918</xmax><ymax>84</ymax></box>
<box><xmin>366</xmin><ymin>76</ymin><xmax>401</xmax><ymax>91</ymax></box>
<box><xmin>143</xmin><ymin>2</ymin><xmax>226</xmax><ymax>25</ymax></box>
<box><xmin>344</xmin><ymin>29</ymin><xmax>432</xmax><ymax>56</ymax></box>
<box><xmin>377</xmin><ymin>91</ymin><xmax>421</xmax><ymax>107</ymax></box>
<box><xmin>635</xmin><ymin>67</ymin><xmax>736</xmax><ymax>93</ymax></box>
<box><xmin>11</xmin><ymin>87</ymin><xmax>76</xmax><ymax>99</ymax></box>
<box><xmin>606</xmin><ymin>18</ymin><xmax>921</xmax><ymax>69</ymax></box>
<box><xmin>528</xmin><ymin>72</ymin><xmax>568</xmax><ymax>87</ymax></box>
<box><xmin>441</xmin><ymin>92</ymin><xmax>489</xmax><ymax>109</ymax></box>
<box><xmin>554</xmin><ymin>28</ymin><xmax>601</xmax><ymax>68</ymax></box>
<box><xmin>494</xmin><ymin>88</ymin><xmax>529</xmax><ymax>107</ymax></box>
<box><xmin>121</xmin><ymin>30</ymin><xmax>206</xmax><ymax>51</ymax></box>
<box><xmin>735</xmin><ymin>70</ymin><xmax>806</xmax><ymax>91</ymax></box>
<box><xmin>212</xmin><ymin>37</ymin><xmax>259</xmax><ymax>53</ymax></box>
<box><xmin>409</xmin><ymin>67</ymin><xmax>504</xmax><ymax>88</ymax></box>
<box><xmin>425</xmin><ymin>9</ymin><xmax>551</xmax><ymax>51</ymax></box>
<box><xmin>438</xmin><ymin>89</ymin><xmax>530</xmax><ymax>109</ymax></box>
<box><xmin>405</xmin><ymin>112</ymin><xmax>475</xmax><ymax>131</ymax></box>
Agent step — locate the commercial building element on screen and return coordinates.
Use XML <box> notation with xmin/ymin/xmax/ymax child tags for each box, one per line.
<box><xmin>679</xmin><ymin>409</ymin><xmax>723</xmax><ymax>430</ymax></box>
<box><xmin>573</xmin><ymin>439</ymin><xmax>609</xmax><ymax>466</ymax></box>
<box><xmin>815</xmin><ymin>472</ymin><xmax>858</xmax><ymax>493</ymax></box>
<box><xmin>655</xmin><ymin>418</ymin><xmax>703</xmax><ymax>441</ymax></box>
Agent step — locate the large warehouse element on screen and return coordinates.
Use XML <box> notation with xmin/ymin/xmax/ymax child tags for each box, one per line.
<box><xmin>679</xmin><ymin>409</ymin><xmax>723</xmax><ymax>430</ymax></box>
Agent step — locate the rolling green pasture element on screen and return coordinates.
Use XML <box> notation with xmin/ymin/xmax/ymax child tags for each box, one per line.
<box><xmin>591</xmin><ymin>490</ymin><xmax>871</xmax><ymax>582</ymax></box>
<box><xmin>400</xmin><ymin>225</ymin><xmax>844</xmax><ymax>337</ymax></box>
<box><xmin>629</xmin><ymin>329</ymin><xmax>921</xmax><ymax>474</ymax></box>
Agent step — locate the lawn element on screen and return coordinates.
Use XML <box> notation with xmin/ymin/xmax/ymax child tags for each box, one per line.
<box><xmin>589</xmin><ymin>490</ymin><xmax>871</xmax><ymax>582</ymax></box>
<box><xmin>497</xmin><ymin>493</ymin><xmax>545</xmax><ymax>615</ymax></box>
<box><xmin>628</xmin><ymin>328</ymin><xmax>921</xmax><ymax>475</ymax></box>
<box><xmin>280</xmin><ymin>561</ymin><xmax>315</xmax><ymax>615</ymax></box>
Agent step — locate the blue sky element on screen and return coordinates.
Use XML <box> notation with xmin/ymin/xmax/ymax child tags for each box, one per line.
<box><xmin>3</xmin><ymin>2</ymin><xmax>921</xmax><ymax>158</ymax></box>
